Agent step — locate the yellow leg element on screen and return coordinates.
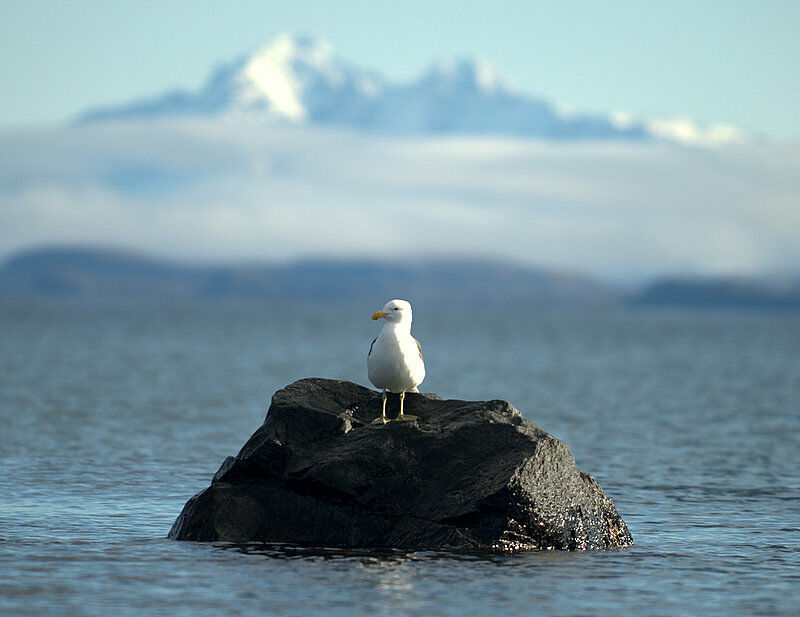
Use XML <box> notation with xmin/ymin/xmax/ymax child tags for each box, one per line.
<box><xmin>396</xmin><ymin>391</ymin><xmax>417</xmax><ymax>422</ymax></box>
<box><xmin>372</xmin><ymin>390</ymin><xmax>390</xmax><ymax>424</ymax></box>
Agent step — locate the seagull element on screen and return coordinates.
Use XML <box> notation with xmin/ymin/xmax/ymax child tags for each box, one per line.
<box><xmin>367</xmin><ymin>299</ymin><xmax>426</xmax><ymax>424</ymax></box>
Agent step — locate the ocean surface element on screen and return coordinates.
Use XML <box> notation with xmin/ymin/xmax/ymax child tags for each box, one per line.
<box><xmin>1</xmin><ymin>298</ymin><xmax>798</xmax><ymax>616</ymax></box>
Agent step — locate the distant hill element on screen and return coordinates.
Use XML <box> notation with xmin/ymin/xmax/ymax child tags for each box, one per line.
<box><xmin>5</xmin><ymin>248</ymin><xmax>798</xmax><ymax>310</ymax></box>
<box><xmin>0</xmin><ymin>247</ymin><xmax>621</xmax><ymax>306</ymax></box>
<box><xmin>0</xmin><ymin>248</ymin><xmax>208</xmax><ymax>298</ymax></box>
<box><xmin>77</xmin><ymin>33</ymin><xmax>744</xmax><ymax>147</ymax></box>
<box><xmin>635</xmin><ymin>277</ymin><xmax>800</xmax><ymax>309</ymax></box>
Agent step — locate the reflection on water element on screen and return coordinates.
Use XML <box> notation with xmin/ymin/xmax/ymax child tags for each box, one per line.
<box><xmin>223</xmin><ymin>543</ymin><xmax>523</xmax><ymax>566</ymax></box>
<box><xmin>0</xmin><ymin>299</ymin><xmax>799</xmax><ymax>617</ymax></box>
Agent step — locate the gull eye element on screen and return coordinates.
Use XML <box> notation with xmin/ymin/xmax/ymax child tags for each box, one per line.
<box><xmin>393</xmin><ymin>307</ymin><xmax>400</xmax><ymax>311</ymax></box>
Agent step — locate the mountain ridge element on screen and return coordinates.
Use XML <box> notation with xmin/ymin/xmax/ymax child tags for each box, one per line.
<box><xmin>3</xmin><ymin>246</ymin><xmax>799</xmax><ymax>309</ymax></box>
<box><xmin>0</xmin><ymin>246</ymin><xmax>621</xmax><ymax>306</ymax></box>
<box><xmin>78</xmin><ymin>34</ymin><xmax>744</xmax><ymax>146</ymax></box>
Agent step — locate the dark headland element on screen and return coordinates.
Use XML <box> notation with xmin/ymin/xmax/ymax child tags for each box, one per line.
<box><xmin>169</xmin><ymin>378</ymin><xmax>633</xmax><ymax>551</ymax></box>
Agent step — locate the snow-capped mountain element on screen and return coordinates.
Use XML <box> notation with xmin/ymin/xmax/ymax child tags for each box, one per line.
<box><xmin>82</xmin><ymin>35</ymin><xmax>385</xmax><ymax>124</ymax></box>
<box><xmin>79</xmin><ymin>33</ymin><xmax>743</xmax><ymax>145</ymax></box>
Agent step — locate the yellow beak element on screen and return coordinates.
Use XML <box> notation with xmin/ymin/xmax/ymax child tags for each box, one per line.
<box><xmin>371</xmin><ymin>311</ymin><xmax>388</xmax><ymax>320</ymax></box>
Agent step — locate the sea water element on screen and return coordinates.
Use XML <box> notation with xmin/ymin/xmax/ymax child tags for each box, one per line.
<box><xmin>1</xmin><ymin>299</ymin><xmax>798</xmax><ymax>616</ymax></box>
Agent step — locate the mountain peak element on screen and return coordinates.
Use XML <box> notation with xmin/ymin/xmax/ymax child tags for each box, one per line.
<box><xmin>245</xmin><ymin>33</ymin><xmax>335</xmax><ymax>76</ymax></box>
<box><xmin>235</xmin><ymin>34</ymin><xmax>332</xmax><ymax>121</ymax></box>
<box><xmin>261</xmin><ymin>33</ymin><xmax>331</xmax><ymax>55</ymax></box>
<box><xmin>226</xmin><ymin>33</ymin><xmax>383</xmax><ymax>122</ymax></box>
<box><xmin>77</xmin><ymin>33</ymin><xmax>746</xmax><ymax>145</ymax></box>
<box><xmin>424</xmin><ymin>58</ymin><xmax>511</xmax><ymax>94</ymax></box>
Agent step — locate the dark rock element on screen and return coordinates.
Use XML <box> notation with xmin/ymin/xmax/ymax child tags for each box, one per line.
<box><xmin>169</xmin><ymin>378</ymin><xmax>632</xmax><ymax>551</ymax></box>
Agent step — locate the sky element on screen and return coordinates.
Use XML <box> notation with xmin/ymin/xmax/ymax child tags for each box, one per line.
<box><xmin>1</xmin><ymin>0</ymin><xmax>800</xmax><ymax>139</ymax></box>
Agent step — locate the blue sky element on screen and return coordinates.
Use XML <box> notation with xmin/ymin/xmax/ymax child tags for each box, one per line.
<box><xmin>2</xmin><ymin>0</ymin><xmax>799</xmax><ymax>138</ymax></box>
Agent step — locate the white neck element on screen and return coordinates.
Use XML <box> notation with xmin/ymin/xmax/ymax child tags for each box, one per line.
<box><xmin>382</xmin><ymin>319</ymin><xmax>412</xmax><ymax>336</ymax></box>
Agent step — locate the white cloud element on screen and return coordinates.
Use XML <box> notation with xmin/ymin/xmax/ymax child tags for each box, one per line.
<box><xmin>1</xmin><ymin>119</ymin><xmax>798</xmax><ymax>280</ymax></box>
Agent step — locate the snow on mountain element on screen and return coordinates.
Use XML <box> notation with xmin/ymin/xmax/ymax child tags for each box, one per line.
<box><xmin>230</xmin><ymin>34</ymin><xmax>385</xmax><ymax>123</ymax></box>
<box><xmin>78</xmin><ymin>34</ymin><xmax>743</xmax><ymax>145</ymax></box>
<box><xmin>644</xmin><ymin>117</ymin><xmax>748</xmax><ymax>147</ymax></box>
<box><xmin>81</xmin><ymin>34</ymin><xmax>384</xmax><ymax>125</ymax></box>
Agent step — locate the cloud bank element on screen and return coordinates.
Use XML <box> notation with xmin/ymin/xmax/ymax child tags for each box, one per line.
<box><xmin>1</xmin><ymin>119</ymin><xmax>798</xmax><ymax>281</ymax></box>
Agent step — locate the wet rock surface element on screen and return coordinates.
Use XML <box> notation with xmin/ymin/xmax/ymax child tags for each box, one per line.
<box><xmin>169</xmin><ymin>378</ymin><xmax>632</xmax><ymax>551</ymax></box>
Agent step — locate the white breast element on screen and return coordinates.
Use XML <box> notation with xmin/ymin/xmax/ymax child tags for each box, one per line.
<box><xmin>368</xmin><ymin>329</ymin><xmax>425</xmax><ymax>393</ymax></box>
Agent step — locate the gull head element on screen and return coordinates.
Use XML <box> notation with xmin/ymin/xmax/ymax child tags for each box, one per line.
<box><xmin>371</xmin><ymin>298</ymin><xmax>413</xmax><ymax>324</ymax></box>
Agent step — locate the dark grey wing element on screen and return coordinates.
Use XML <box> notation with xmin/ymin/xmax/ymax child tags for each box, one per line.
<box><xmin>368</xmin><ymin>336</ymin><xmax>377</xmax><ymax>358</ymax></box>
<box><xmin>413</xmin><ymin>337</ymin><xmax>423</xmax><ymax>360</ymax></box>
